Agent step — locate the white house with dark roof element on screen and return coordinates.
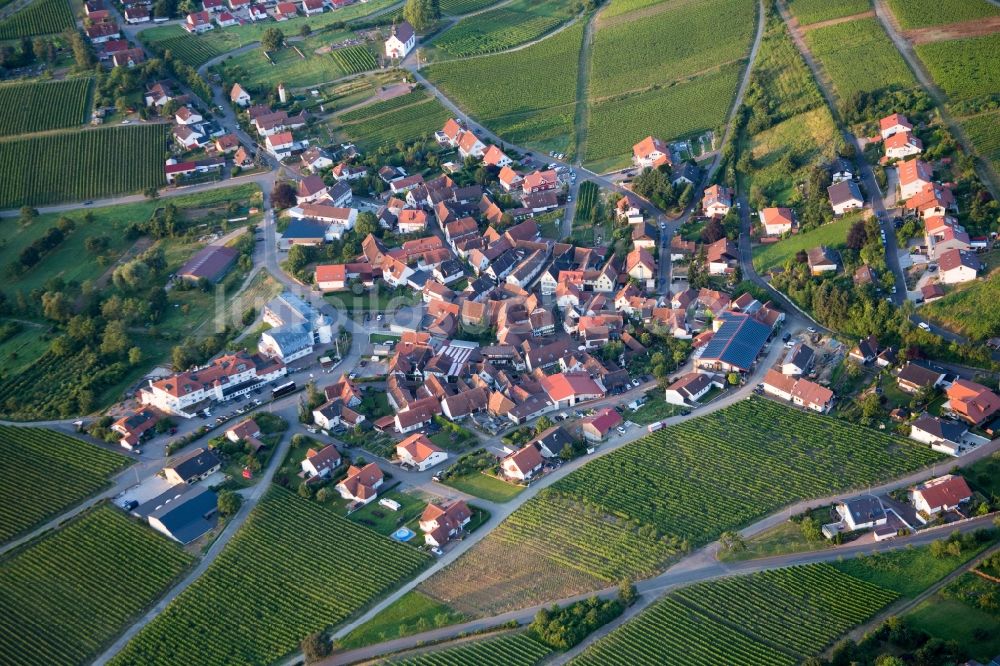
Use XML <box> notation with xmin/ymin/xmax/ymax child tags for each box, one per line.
<box><xmin>385</xmin><ymin>21</ymin><xmax>416</xmax><ymax>59</ymax></box>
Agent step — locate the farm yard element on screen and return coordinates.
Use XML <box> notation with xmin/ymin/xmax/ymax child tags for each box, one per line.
<box><xmin>786</xmin><ymin>0</ymin><xmax>870</xmax><ymax>26</ymax></box>
<box><xmin>110</xmin><ymin>488</ymin><xmax>429</xmax><ymax>666</ymax></box>
<box><xmin>804</xmin><ymin>18</ymin><xmax>917</xmax><ymax>108</ymax></box>
<box><xmin>914</xmin><ymin>33</ymin><xmax>1000</xmax><ymax>103</ymax></box>
<box><xmin>0</xmin><ymin>507</ymin><xmax>193</xmax><ymax>666</ymax></box>
<box><xmin>0</xmin><ymin>78</ymin><xmax>92</xmax><ymax>137</ymax></box>
<box><xmin>0</xmin><ymin>0</ymin><xmax>73</xmax><ymax>40</ymax></box>
<box><xmin>571</xmin><ymin>564</ymin><xmax>898</xmax><ymax>665</ymax></box>
<box><xmin>430</xmin><ymin>0</ymin><xmax>576</xmax><ymax>58</ymax></box>
<box><xmin>886</xmin><ymin>0</ymin><xmax>1000</xmax><ymax>29</ymax></box>
<box><xmin>390</xmin><ymin>632</ymin><xmax>552</xmax><ymax>665</ymax></box>
<box><xmin>425</xmin><ymin>22</ymin><xmax>583</xmax><ymax>156</ymax></box>
<box><xmin>589</xmin><ymin>0</ymin><xmax>756</xmax><ymax>99</ymax></box>
<box><xmin>420</xmin><ymin>399</ymin><xmax>938</xmax><ymax>617</ymax></box>
<box><xmin>0</xmin><ymin>426</ymin><xmax>130</xmax><ymax>543</ymax></box>
<box><xmin>0</xmin><ymin>124</ymin><xmax>167</xmax><ymax>209</ymax></box>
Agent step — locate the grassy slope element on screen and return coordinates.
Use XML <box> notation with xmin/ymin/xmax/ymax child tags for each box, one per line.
<box><xmin>921</xmin><ymin>269</ymin><xmax>1000</xmax><ymax>341</ymax></box>
<box><xmin>752</xmin><ymin>215</ymin><xmax>856</xmax><ymax>271</ymax></box>
<box><xmin>338</xmin><ymin>591</ymin><xmax>465</xmax><ymax>649</ymax></box>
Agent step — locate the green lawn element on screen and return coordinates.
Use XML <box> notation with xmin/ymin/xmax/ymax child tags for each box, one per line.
<box><xmin>832</xmin><ymin>536</ymin><xmax>995</xmax><ymax>598</ymax></box>
<box><xmin>217</xmin><ymin>32</ymin><xmax>367</xmax><ymax>90</ymax></box>
<box><xmin>922</xmin><ymin>269</ymin><xmax>1000</xmax><ymax>341</ymax></box>
<box><xmin>907</xmin><ymin>593</ymin><xmax>1000</xmax><ymax>661</ymax></box>
<box><xmin>962</xmin><ymin>450</ymin><xmax>1000</xmax><ymax>498</ymax></box>
<box><xmin>348</xmin><ymin>489</ymin><xmax>427</xmax><ymax>536</ymax></box>
<box><xmin>628</xmin><ymin>394</ymin><xmax>687</xmax><ymax>425</ymax></box>
<box><xmin>442</xmin><ymin>472</ymin><xmax>524</xmax><ymax>503</ymax></box>
<box><xmin>338</xmin><ymin>590</ymin><xmax>466</xmax><ymax>649</ymax></box>
<box><xmin>752</xmin><ymin>214</ymin><xmax>857</xmax><ymax>271</ymax></box>
<box><xmin>718</xmin><ymin>510</ymin><xmax>834</xmax><ymax>562</ymax></box>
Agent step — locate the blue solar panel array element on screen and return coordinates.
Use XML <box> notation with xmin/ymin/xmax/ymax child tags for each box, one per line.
<box><xmin>700</xmin><ymin>313</ymin><xmax>771</xmax><ymax>370</ymax></box>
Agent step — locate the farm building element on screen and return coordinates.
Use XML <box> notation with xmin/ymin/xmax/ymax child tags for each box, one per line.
<box><xmin>177</xmin><ymin>245</ymin><xmax>239</xmax><ymax>283</ymax></box>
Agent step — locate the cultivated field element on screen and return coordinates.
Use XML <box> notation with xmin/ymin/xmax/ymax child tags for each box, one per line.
<box><xmin>0</xmin><ymin>78</ymin><xmax>92</xmax><ymax>137</ymax></box>
<box><xmin>0</xmin><ymin>426</ymin><xmax>130</xmax><ymax>543</ymax></box>
<box><xmin>0</xmin><ymin>124</ymin><xmax>167</xmax><ymax>208</ymax></box>
<box><xmin>886</xmin><ymin>0</ymin><xmax>1000</xmax><ymax>28</ymax></box>
<box><xmin>961</xmin><ymin>110</ymin><xmax>1000</xmax><ymax>176</ymax></box>
<box><xmin>0</xmin><ymin>0</ymin><xmax>73</xmax><ymax>39</ymax></box>
<box><xmin>805</xmin><ymin>18</ymin><xmax>916</xmax><ymax>105</ymax></box>
<box><xmin>217</xmin><ymin>34</ymin><xmax>374</xmax><ymax>90</ymax></box>
<box><xmin>601</xmin><ymin>0</ymin><xmax>669</xmax><ymax>19</ymax></box>
<box><xmin>432</xmin><ymin>0</ymin><xmax>574</xmax><ymax>57</ymax></box>
<box><xmin>330</xmin><ymin>45</ymin><xmax>378</xmax><ymax>75</ymax></box>
<box><xmin>421</xmin><ymin>399</ymin><xmax>938</xmax><ymax>616</ymax></box>
<box><xmin>339</xmin><ymin>90</ymin><xmax>427</xmax><ymax>121</ymax></box>
<box><xmin>922</xmin><ymin>269</ymin><xmax>1000</xmax><ymax>341</ymax></box>
<box><xmin>0</xmin><ymin>507</ymin><xmax>193</xmax><ymax>666</ymax></box>
<box><xmin>915</xmin><ymin>33</ymin><xmax>1000</xmax><ymax>102</ymax></box>
<box><xmin>589</xmin><ymin>0</ymin><xmax>756</xmax><ymax>98</ymax></box>
<box><xmin>753</xmin><ymin>214</ymin><xmax>856</xmax><ymax>270</ymax></box>
<box><xmin>111</xmin><ymin>489</ymin><xmax>429</xmax><ymax>666</ymax></box>
<box><xmin>425</xmin><ymin>22</ymin><xmax>583</xmax><ymax>156</ymax></box>
<box><xmin>572</xmin><ymin>564</ymin><xmax>898</xmax><ymax>665</ymax></box>
<box><xmin>787</xmin><ymin>0</ymin><xmax>870</xmax><ymax>25</ymax></box>
<box><xmin>439</xmin><ymin>0</ymin><xmax>497</xmax><ymax>13</ymax></box>
<box><xmin>391</xmin><ymin>632</ymin><xmax>552</xmax><ymax>665</ymax></box>
<box><xmin>585</xmin><ymin>64</ymin><xmax>741</xmax><ymax>164</ymax></box>
<box><xmin>150</xmin><ymin>31</ymin><xmax>225</xmax><ymax>68</ymax></box>
<box><xmin>338</xmin><ymin>96</ymin><xmax>452</xmax><ymax>150</ymax></box>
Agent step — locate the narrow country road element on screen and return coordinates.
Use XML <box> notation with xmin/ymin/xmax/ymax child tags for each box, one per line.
<box><xmin>775</xmin><ymin>0</ymin><xmax>908</xmax><ymax>303</ymax></box>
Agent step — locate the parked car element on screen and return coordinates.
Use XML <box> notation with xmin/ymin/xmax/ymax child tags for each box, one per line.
<box><xmin>431</xmin><ymin>547</ymin><xmax>444</xmax><ymax>557</ymax></box>
<box><xmin>918</xmin><ymin>322</ymin><xmax>931</xmax><ymax>331</ymax></box>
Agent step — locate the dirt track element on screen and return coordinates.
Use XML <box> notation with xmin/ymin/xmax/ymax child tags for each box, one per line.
<box><xmin>905</xmin><ymin>15</ymin><xmax>1000</xmax><ymax>43</ymax></box>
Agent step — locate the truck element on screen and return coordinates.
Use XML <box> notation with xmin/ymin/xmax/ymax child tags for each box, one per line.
<box><xmin>271</xmin><ymin>381</ymin><xmax>296</xmax><ymax>399</ymax></box>
<box><xmin>647</xmin><ymin>421</ymin><xmax>665</xmax><ymax>433</ymax></box>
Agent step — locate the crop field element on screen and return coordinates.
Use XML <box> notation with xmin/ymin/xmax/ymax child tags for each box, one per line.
<box><xmin>552</xmin><ymin>398</ymin><xmax>938</xmax><ymax>545</ymax></box>
<box><xmin>585</xmin><ymin>65</ymin><xmax>740</xmax><ymax>164</ymax></box>
<box><xmin>0</xmin><ymin>124</ymin><xmax>167</xmax><ymax>209</ymax></box>
<box><xmin>151</xmin><ymin>33</ymin><xmax>225</xmax><ymax>68</ymax></box>
<box><xmin>0</xmin><ymin>0</ymin><xmax>73</xmax><ymax>39</ymax></box>
<box><xmin>601</xmin><ymin>0</ymin><xmax>668</xmax><ymax>19</ymax></box>
<box><xmin>573</xmin><ymin>181</ymin><xmax>599</xmax><ymax>223</ymax></box>
<box><xmin>572</xmin><ymin>564</ymin><xmax>897</xmax><ymax>665</ymax></box>
<box><xmin>886</xmin><ymin>0</ymin><xmax>1000</xmax><ymax>28</ymax></box>
<box><xmin>589</xmin><ymin>0</ymin><xmax>755</xmax><ymax>98</ymax></box>
<box><xmin>111</xmin><ymin>489</ymin><xmax>429</xmax><ymax>666</ymax></box>
<box><xmin>0</xmin><ymin>507</ymin><xmax>193</xmax><ymax>666</ymax></box>
<box><xmin>421</xmin><ymin>399</ymin><xmax>937</xmax><ymax>617</ymax></box>
<box><xmin>753</xmin><ymin>214</ymin><xmax>855</xmax><ymax>270</ymax></box>
<box><xmin>425</xmin><ymin>22</ymin><xmax>582</xmax><ymax>155</ymax></box>
<box><xmin>330</xmin><ymin>45</ymin><xmax>377</xmax><ymax>75</ymax></box>
<box><xmin>0</xmin><ymin>426</ymin><xmax>129</xmax><ymax>543</ymax></box>
<box><xmin>805</xmin><ymin>18</ymin><xmax>916</xmax><ymax>104</ymax></box>
<box><xmin>922</xmin><ymin>268</ymin><xmax>1000</xmax><ymax>341</ymax></box>
<box><xmin>339</xmin><ymin>90</ymin><xmax>429</xmax><ymax>121</ymax></box>
<box><xmin>339</xmin><ymin>97</ymin><xmax>452</xmax><ymax>150</ymax></box>
<box><xmin>0</xmin><ymin>78</ymin><xmax>92</xmax><ymax>137</ymax></box>
<box><xmin>743</xmin><ymin>9</ymin><xmax>838</xmax><ymax>206</ymax></box>
<box><xmin>787</xmin><ymin>0</ymin><xmax>871</xmax><ymax>25</ymax></box>
<box><xmin>961</xmin><ymin>110</ymin><xmax>1000</xmax><ymax>175</ymax></box>
<box><xmin>915</xmin><ymin>33</ymin><xmax>1000</xmax><ymax>102</ymax></box>
<box><xmin>432</xmin><ymin>0</ymin><xmax>574</xmax><ymax>57</ymax></box>
<box><xmin>439</xmin><ymin>0</ymin><xmax>497</xmax><ymax>14</ymax></box>
<box><xmin>391</xmin><ymin>633</ymin><xmax>552</xmax><ymax>665</ymax></box>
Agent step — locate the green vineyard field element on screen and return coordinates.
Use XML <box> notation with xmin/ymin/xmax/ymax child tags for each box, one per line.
<box><xmin>330</xmin><ymin>45</ymin><xmax>377</xmax><ymax>75</ymax></box>
<box><xmin>111</xmin><ymin>488</ymin><xmax>429</xmax><ymax>666</ymax></box>
<box><xmin>915</xmin><ymin>33</ymin><xmax>1000</xmax><ymax>103</ymax></box>
<box><xmin>433</xmin><ymin>0</ymin><xmax>574</xmax><ymax>57</ymax></box>
<box><xmin>0</xmin><ymin>0</ymin><xmax>73</xmax><ymax>40</ymax></box>
<box><xmin>340</xmin><ymin>97</ymin><xmax>452</xmax><ymax>150</ymax></box>
<box><xmin>339</xmin><ymin>91</ymin><xmax>430</xmax><ymax>122</ymax></box>
<box><xmin>886</xmin><ymin>0</ymin><xmax>1000</xmax><ymax>29</ymax></box>
<box><xmin>391</xmin><ymin>632</ymin><xmax>551</xmax><ymax>665</ymax></box>
<box><xmin>439</xmin><ymin>0</ymin><xmax>497</xmax><ymax>14</ymax></box>
<box><xmin>786</xmin><ymin>0</ymin><xmax>869</xmax><ymax>25</ymax></box>
<box><xmin>0</xmin><ymin>78</ymin><xmax>92</xmax><ymax>137</ymax></box>
<box><xmin>0</xmin><ymin>507</ymin><xmax>193</xmax><ymax>666</ymax></box>
<box><xmin>572</xmin><ymin>564</ymin><xmax>898</xmax><ymax>665</ymax></box>
<box><xmin>0</xmin><ymin>124</ymin><xmax>167</xmax><ymax>208</ymax></box>
<box><xmin>152</xmin><ymin>34</ymin><xmax>225</xmax><ymax>68</ymax></box>
<box><xmin>0</xmin><ymin>425</ymin><xmax>130</xmax><ymax>543</ymax></box>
